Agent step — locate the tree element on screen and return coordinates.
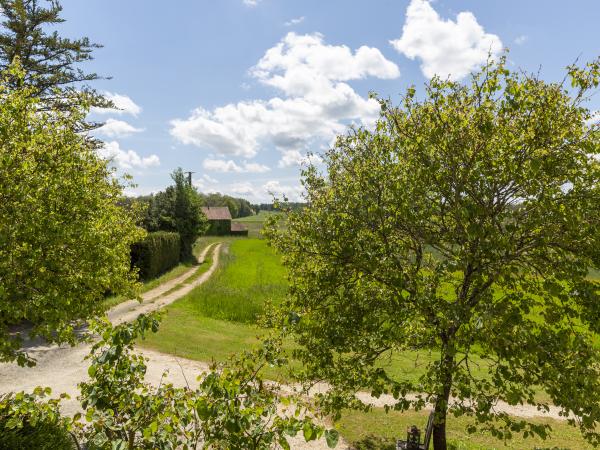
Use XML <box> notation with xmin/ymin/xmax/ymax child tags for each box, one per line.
<box><xmin>0</xmin><ymin>64</ymin><xmax>144</xmax><ymax>366</ymax></box>
<box><xmin>141</xmin><ymin>169</ymin><xmax>207</xmax><ymax>260</ymax></box>
<box><xmin>266</xmin><ymin>56</ymin><xmax>600</xmax><ymax>449</ymax></box>
<box><xmin>172</xmin><ymin>168</ymin><xmax>208</xmax><ymax>260</ymax></box>
<box><xmin>0</xmin><ymin>0</ymin><xmax>109</xmax><ymax>116</ymax></box>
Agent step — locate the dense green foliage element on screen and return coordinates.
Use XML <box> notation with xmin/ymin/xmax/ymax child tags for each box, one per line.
<box><xmin>267</xmin><ymin>56</ymin><xmax>600</xmax><ymax>449</ymax></box>
<box><xmin>76</xmin><ymin>313</ymin><xmax>335</xmax><ymax>449</ymax></box>
<box><xmin>0</xmin><ymin>0</ymin><xmax>109</xmax><ymax>116</ymax></box>
<box><xmin>139</xmin><ymin>168</ymin><xmax>208</xmax><ymax>260</ymax></box>
<box><xmin>131</xmin><ymin>231</ymin><xmax>181</xmax><ymax>280</ymax></box>
<box><xmin>0</xmin><ymin>65</ymin><xmax>143</xmax><ymax>366</ymax></box>
<box><xmin>0</xmin><ymin>390</ymin><xmax>74</xmax><ymax>450</ymax></box>
<box><xmin>200</xmin><ymin>192</ymin><xmax>253</xmax><ymax>218</ymax></box>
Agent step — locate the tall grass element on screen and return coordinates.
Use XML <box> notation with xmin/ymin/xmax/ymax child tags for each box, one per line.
<box><xmin>179</xmin><ymin>239</ymin><xmax>286</xmax><ymax>323</ymax></box>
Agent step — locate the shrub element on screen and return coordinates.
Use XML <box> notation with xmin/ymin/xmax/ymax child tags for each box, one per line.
<box><xmin>131</xmin><ymin>231</ymin><xmax>181</xmax><ymax>280</ymax></box>
<box><xmin>0</xmin><ymin>390</ymin><xmax>75</xmax><ymax>450</ymax></box>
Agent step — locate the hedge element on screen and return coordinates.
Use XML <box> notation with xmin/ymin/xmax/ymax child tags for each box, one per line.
<box><xmin>131</xmin><ymin>231</ymin><xmax>181</xmax><ymax>280</ymax></box>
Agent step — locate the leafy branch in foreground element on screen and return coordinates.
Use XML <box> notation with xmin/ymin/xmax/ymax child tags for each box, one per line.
<box><xmin>266</xmin><ymin>54</ymin><xmax>600</xmax><ymax>450</ymax></box>
<box><xmin>76</xmin><ymin>313</ymin><xmax>337</xmax><ymax>449</ymax></box>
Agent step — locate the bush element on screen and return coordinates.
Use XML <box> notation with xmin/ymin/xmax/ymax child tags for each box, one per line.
<box><xmin>131</xmin><ymin>231</ymin><xmax>181</xmax><ymax>280</ymax></box>
<box><xmin>0</xmin><ymin>391</ymin><xmax>75</xmax><ymax>450</ymax></box>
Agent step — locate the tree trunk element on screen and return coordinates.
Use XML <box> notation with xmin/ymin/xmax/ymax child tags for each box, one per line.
<box><xmin>432</xmin><ymin>344</ymin><xmax>454</xmax><ymax>450</ymax></box>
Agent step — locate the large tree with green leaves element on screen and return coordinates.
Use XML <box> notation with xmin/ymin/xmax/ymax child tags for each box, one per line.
<box><xmin>142</xmin><ymin>169</ymin><xmax>208</xmax><ymax>260</ymax></box>
<box><xmin>0</xmin><ymin>64</ymin><xmax>143</xmax><ymax>366</ymax></box>
<box><xmin>0</xmin><ymin>0</ymin><xmax>109</xmax><ymax>116</ymax></box>
<box><xmin>266</xmin><ymin>56</ymin><xmax>600</xmax><ymax>449</ymax></box>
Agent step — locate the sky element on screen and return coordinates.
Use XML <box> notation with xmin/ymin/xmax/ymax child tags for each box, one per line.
<box><xmin>57</xmin><ymin>0</ymin><xmax>600</xmax><ymax>202</ymax></box>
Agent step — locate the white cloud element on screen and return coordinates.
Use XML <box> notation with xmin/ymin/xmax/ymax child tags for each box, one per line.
<box><xmin>263</xmin><ymin>180</ymin><xmax>304</xmax><ymax>201</ymax></box>
<box><xmin>243</xmin><ymin>0</ymin><xmax>261</xmax><ymax>6</ymax></box>
<box><xmin>514</xmin><ymin>35</ymin><xmax>528</xmax><ymax>45</ymax></box>
<box><xmin>278</xmin><ymin>149</ymin><xmax>321</xmax><ymax>168</ymax></box>
<box><xmin>203</xmin><ymin>174</ymin><xmax>219</xmax><ymax>184</ymax></box>
<box><xmin>203</xmin><ymin>158</ymin><xmax>270</xmax><ymax>173</ymax></box>
<box><xmin>285</xmin><ymin>16</ymin><xmax>305</xmax><ymax>27</ymax></box>
<box><xmin>93</xmin><ymin>93</ymin><xmax>142</xmax><ymax>117</ymax></box>
<box><xmin>170</xmin><ymin>32</ymin><xmax>399</xmax><ymax>158</ymax></box>
<box><xmin>98</xmin><ymin>141</ymin><xmax>160</xmax><ymax>170</ymax></box>
<box><xmin>229</xmin><ymin>182</ymin><xmax>256</xmax><ymax>195</ymax></box>
<box><xmin>97</xmin><ymin>118</ymin><xmax>144</xmax><ymax>138</ymax></box>
<box><xmin>390</xmin><ymin>0</ymin><xmax>502</xmax><ymax>80</ymax></box>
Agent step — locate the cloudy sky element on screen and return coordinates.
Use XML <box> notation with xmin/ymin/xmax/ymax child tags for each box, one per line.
<box><xmin>60</xmin><ymin>0</ymin><xmax>600</xmax><ymax>202</ymax></box>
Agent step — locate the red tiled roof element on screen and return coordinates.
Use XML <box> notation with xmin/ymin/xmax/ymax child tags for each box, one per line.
<box><xmin>201</xmin><ymin>206</ymin><xmax>232</xmax><ymax>220</ymax></box>
<box><xmin>230</xmin><ymin>222</ymin><xmax>248</xmax><ymax>232</ymax></box>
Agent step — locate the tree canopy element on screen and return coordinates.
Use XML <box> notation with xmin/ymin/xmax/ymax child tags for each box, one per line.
<box><xmin>266</xmin><ymin>56</ymin><xmax>600</xmax><ymax>449</ymax></box>
<box><xmin>0</xmin><ymin>0</ymin><xmax>109</xmax><ymax>116</ymax></box>
<box><xmin>0</xmin><ymin>64</ymin><xmax>143</xmax><ymax>366</ymax></box>
<box><xmin>139</xmin><ymin>169</ymin><xmax>208</xmax><ymax>260</ymax></box>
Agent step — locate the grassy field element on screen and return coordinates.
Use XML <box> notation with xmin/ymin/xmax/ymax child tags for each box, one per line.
<box><xmin>138</xmin><ymin>236</ymin><xmax>593</xmax><ymax>448</ymax></box>
<box><xmin>139</xmin><ymin>238</ymin><xmax>287</xmax><ymax>362</ymax></box>
<box><xmin>233</xmin><ymin>210</ymin><xmax>281</xmax><ymax>238</ymax></box>
<box><xmin>337</xmin><ymin>408</ymin><xmax>592</xmax><ymax>449</ymax></box>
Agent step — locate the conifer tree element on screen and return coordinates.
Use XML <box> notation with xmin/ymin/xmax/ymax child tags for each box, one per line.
<box><xmin>0</xmin><ymin>0</ymin><xmax>110</xmax><ymax>117</ymax></box>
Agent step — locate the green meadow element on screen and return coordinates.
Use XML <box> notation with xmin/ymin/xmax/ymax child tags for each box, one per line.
<box><xmin>139</xmin><ymin>232</ymin><xmax>596</xmax><ymax>448</ymax></box>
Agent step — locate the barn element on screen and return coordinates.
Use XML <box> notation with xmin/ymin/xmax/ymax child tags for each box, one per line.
<box><xmin>201</xmin><ymin>206</ymin><xmax>248</xmax><ymax>236</ymax></box>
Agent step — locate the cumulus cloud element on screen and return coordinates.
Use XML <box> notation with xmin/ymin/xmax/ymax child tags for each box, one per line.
<box><xmin>243</xmin><ymin>0</ymin><xmax>261</xmax><ymax>6</ymax></box>
<box><xmin>203</xmin><ymin>158</ymin><xmax>270</xmax><ymax>173</ymax></box>
<box><xmin>98</xmin><ymin>141</ymin><xmax>160</xmax><ymax>170</ymax></box>
<box><xmin>390</xmin><ymin>0</ymin><xmax>502</xmax><ymax>80</ymax></box>
<box><xmin>278</xmin><ymin>149</ymin><xmax>321</xmax><ymax>168</ymax></box>
<box><xmin>170</xmin><ymin>32</ymin><xmax>400</xmax><ymax>158</ymax></box>
<box><xmin>93</xmin><ymin>93</ymin><xmax>142</xmax><ymax>116</ymax></box>
<box><xmin>97</xmin><ymin>118</ymin><xmax>144</xmax><ymax>138</ymax></box>
<box><xmin>285</xmin><ymin>16</ymin><xmax>305</xmax><ymax>27</ymax></box>
<box><xmin>263</xmin><ymin>180</ymin><xmax>304</xmax><ymax>201</ymax></box>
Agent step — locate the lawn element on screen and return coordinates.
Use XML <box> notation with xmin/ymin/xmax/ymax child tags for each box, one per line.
<box><xmin>336</xmin><ymin>408</ymin><xmax>592</xmax><ymax>449</ymax></box>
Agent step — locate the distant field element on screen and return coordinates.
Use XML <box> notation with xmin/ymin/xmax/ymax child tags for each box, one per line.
<box><xmin>233</xmin><ymin>210</ymin><xmax>282</xmax><ymax>238</ymax></box>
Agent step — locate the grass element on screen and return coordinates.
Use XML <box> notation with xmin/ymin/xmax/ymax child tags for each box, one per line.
<box><xmin>137</xmin><ymin>235</ymin><xmax>595</xmax><ymax>448</ymax></box>
<box><xmin>139</xmin><ymin>239</ymin><xmax>287</xmax><ymax>359</ymax></box>
<box><xmin>232</xmin><ymin>210</ymin><xmax>282</xmax><ymax>238</ymax></box>
<box><xmin>336</xmin><ymin>408</ymin><xmax>593</xmax><ymax>449</ymax></box>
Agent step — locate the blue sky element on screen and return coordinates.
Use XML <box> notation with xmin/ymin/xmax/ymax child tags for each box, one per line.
<box><xmin>59</xmin><ymin>0</ymin><xmax>600</xmax><ymax>202</ymax></box>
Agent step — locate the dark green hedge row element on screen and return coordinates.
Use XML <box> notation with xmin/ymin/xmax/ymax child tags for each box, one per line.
<box><xmin>131</xmin><ymin>231</ymin><xmax>181</xmax><ymax>280</ymax></box>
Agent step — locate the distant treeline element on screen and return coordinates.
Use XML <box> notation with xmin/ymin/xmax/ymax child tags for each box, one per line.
<box><xmin>251</xmin><ymin>202</ymin><xmax>307</xmax><ymax>212</ymax></box>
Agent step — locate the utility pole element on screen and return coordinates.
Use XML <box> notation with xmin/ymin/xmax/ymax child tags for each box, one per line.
<box><xmin>185</xmin><ymin>171</ymin><xmax>195</xmax><ymax>187</ymax></box>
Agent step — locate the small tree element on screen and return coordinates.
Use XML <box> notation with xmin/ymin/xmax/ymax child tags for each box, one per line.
<box><xmin>267</xmin><ymin>56</ymin><xmax>600</xmax><ymax>449</ymax></box>
<box><xmin>0</xmin><ymin>64</ymin><xmax>143</xmax><ymax>366</ymax></box>
<box><xmin>0</xmin><ymin>0</ymin><xmax>110</xmax><ymax>116</ymax></box>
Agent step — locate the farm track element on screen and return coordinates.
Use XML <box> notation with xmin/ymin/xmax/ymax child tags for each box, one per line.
<box><xmin>0</xmin><ymin>241</ymin><xmax>573</xmax><ymax>449</ymax></box>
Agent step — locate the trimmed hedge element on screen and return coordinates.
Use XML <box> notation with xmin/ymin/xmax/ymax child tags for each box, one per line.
<box><xmin>131</xmin><ymin>231</ymin><xmax>181</xmax><ymax>280</ymax></box>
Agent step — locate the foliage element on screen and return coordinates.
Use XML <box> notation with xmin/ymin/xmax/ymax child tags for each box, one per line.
<box><xmin>77</xmin><ymin>313</ymin><xmax>336</xmax><ymax>449</ymax></box>
<box><xmin>201</xmin><ymin>192</ymin><xmax>254</xmax><ymax>218</ymax></box>
<box><xmin>0</xmin><ymin>388</ymin><xmax>76</xmax><ymax>450</ymax></box>
<box><xmin>266</xmin><ymin>56</ymin><xmax>600</xmax><ymax>449</ymax></box>
<box><xmin>131</xmin><ymin>231</ymin><xmax>181</xmax><ymax>280</ymax></box>
<box><xmin>0</xmin><ymin>64</ymin><xmax>144</xmax><ymax>366</ymax></box>
<box><xmin>0</xmin><ymin>0</ymin><xmax>110</xmax><ymax>118</ymax></box>
<box><xmin>139</xmin><ymin>169</ymin><xmax>208</xmax><ymax>260</ymax></box>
